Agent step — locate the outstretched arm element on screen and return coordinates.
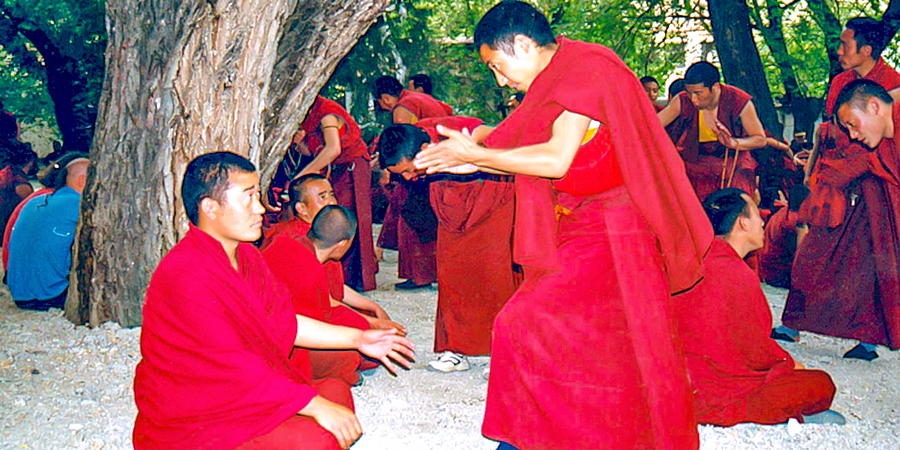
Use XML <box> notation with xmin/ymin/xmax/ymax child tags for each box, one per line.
<box><xmin>341</xmin><ymin>285</ymin><xmax>407</xmax><ymax>335</ymax></box>
<box><xmin>294</xmin><ymin>314</ymin><xmax>414</xmax><ymax>374</ymax></box>
<box><xmin>717</xmin><ymin>100</ymin><xmax>767</xmax><ymax>151</ymax></box>
<box><xmin>296</xmin><ymin>114</ymin><xmax>343</xmax><ymax>179</ymax></box>
<box><xmin>658</xmin><ymin>95</ymin><xmax>682</xmax><ymax>127</ymax></box>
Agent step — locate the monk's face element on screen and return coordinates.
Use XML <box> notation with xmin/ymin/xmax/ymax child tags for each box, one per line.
<box><xmin>838</xmin><ymin>29</ymin><xmax>871</xmax><ymax>71</ymax></box>
<box><xmin>296</xmin><ymin>179</ymin><xmax>337</xmax><ymax>222</ymax></box>
<box><xmin>837</xmin><ymin>100</ymin><xmax>887</xmax><ymax>148</ymax></box>
<box><xmin>408</xmin><ymin>81</ymin><xmax>424</xmax><ymax>94</ymax></box>
<box><xmin>203</xmin><ymin>170</ymin><xmax>265</xmax><ymax>244</ymax></box>
<box><xmin>684</xmin><ymin>82</ymin><xmax>719</xmax><ymax>110</ymax></box>
<box><xmin>387</xmin><ymin>158</ymin><xmax>425</xmax><ymax>181</ymax></box>
<box><xmin>642</xmin><ymin>81</ymin><xmax>660</xmax><ymax>103</ymax></box>
<box><xmin>740</xmin><ymin>193</ymin><xmax>765</xmax><ymax>251</ymax></box>
<box><xmin>377</xmin><ymin>94</ymin><xmax>398</xmax><ymax>112</ymax></box>
<box><xmin>479</xmin><ymin>37</ymin><xmax>543</xmax><ymax>92</ymax></box>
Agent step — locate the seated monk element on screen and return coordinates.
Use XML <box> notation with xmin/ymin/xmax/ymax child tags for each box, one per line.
<box><xmin>659</xmin><ymin>61</ymin><xmax>767</xmax><ymax>200</ymax></box>
<box><xmin>133</xmin><ymin>152</ymin><xmax>414</xmax><ymax>450</ymax></box>
<box><xmin>758</xmin><ymin>184</ymin><xmax>811</xmax><ymax>288</ymax></box>
<box><xmin>678</xmin><ymin>187</ymin><xmax>842</xmax><ymax>427</ymax></box>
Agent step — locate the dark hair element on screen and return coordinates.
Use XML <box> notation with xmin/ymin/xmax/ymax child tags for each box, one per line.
<box><xmin>703</xmin><ymin>187</ymin><xmax>750</xmax><ymax>236</ymax></box>
<box><xmin>788</xmin><ymin>184</ymin><xmax>810</xmax><ymax>212</ymax></box>
<box><xmin>640</xmin><ymin>76</ymin><xmax>659</xmax><ymax>86</ymax></box>
<box><xmin>474</xmin><ymin>0</ymin><xmax>557</xmax><ymax>54</ymax></box>
<box><xmin>834</xmin><ymin>78</ymin><xmax>893</xmax><ymax>114</ymax></box>
<box><xmin>846</xmin><ymin>17</ymin><xmax>887</xmax><ymax>59</ymax></box>
<box><xmin>181</xmin><ymin>151</ymin><xmax>256</xmax><ymax>225</ymax></box>
<box><xmin>669</xmin><ymin>78</ymin><xmax>686</xmax><ymax>97</ymax></box>
<box><xmin>684</xmin><ymin>61</ymin><xmax>720</xmax><ymax>88</ymax></box>
<box><xmin>377</xmin><ymin>124</ymin><xmax>431</xmax><ymax>169</ymax></box>
<box><xmin>287</xmin><ymin>173</ymin><xmax>328</xmax><ymax>212</ymax></box>
<box><xmin>0</xmin><ymin>112</ymin><xmax>17</xmax><ymax>141</ymax></box>
<box><xmin>308</xmin><ymin>204</ymin><xmax>357</xmax><ymax>248</ymax></box>
<box><xmin>409</xmin><ymin>74</ymin><xmax>433</xmax><ymax>95</ymax></box>
<box><xmin>39</xmin><ymin>152</ymin><xmax>89</xmax><ymax>190</ymax></box>
<box><xmin>374</xmin><ymin>76</ymin><xmax>404</xmax><ymax>99</ymax></box>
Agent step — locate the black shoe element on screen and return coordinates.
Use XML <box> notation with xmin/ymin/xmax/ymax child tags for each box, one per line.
<box><xmin>394</xmin><ymin>279</ymin><xmax>431</xmax><ymax>290</ymax></box>
<box><xmin>843</xmin><ymin>344</ymin><xmax>878</xmax><ymax>361</ymax></box>
<box><xmin>771</xmin><ymin>327</ymin><xmax>800</xmax><ymax>342</ymax></box>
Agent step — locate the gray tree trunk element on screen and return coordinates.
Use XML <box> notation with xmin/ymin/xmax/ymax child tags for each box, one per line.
<box><xmin>66</xmin><ymin>0</ymin><xmax>390</xmax><ymax>327</ymax></box>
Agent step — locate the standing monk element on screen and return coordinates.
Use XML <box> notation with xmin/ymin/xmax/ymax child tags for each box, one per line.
<box><xmin>415</xmin><ymin>2</ymin><xmax>711</xmax><ymax>449</ymax></box>
<box><xmin>757</xmin><ymin>184</ymin><xmax>810</xmax><ymax>288</ymax></box>
<box><xmin>640</xmin><ymin>75</ymin><xmax>664</xmax><ymax>112</ymax></box>
<box><xmin>783</xmin><ymin>79</ymin><xmax>900</xmax><ymax>361</ymax></box>
<box><xmin>270</xmin><ymin>96</ymin><xmax>376</xmax><ymax>292</ymax></box>
<box><xmin>133</xmin><ymin>152</ymin><xmax>414</xmax><ymax>450</ymax></box>
<box><xmin>379</xmin><ymin>117</ymin><xmax>517</xmax><ymax>373</ymax></box>
<box><xmin>659</xmin><ymin>61</ymin><xmax>767</xmax><ymax>200</ymax></box>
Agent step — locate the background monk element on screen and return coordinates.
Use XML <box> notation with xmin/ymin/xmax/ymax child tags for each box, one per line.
<box><xmin>407</xmin><ymin>73</ymin><xmax>433</xmax><ymax>96</ymax></box>
<box><xmin>640</xmin><ymin>75</ymin><xmax>664</xmax><ymax>112</ymax></box>
<box><xmin>758</xmin><ymin>184</ymin><xmax>810</xmax><ymax>288</ymax></box>
<box><xmin>133</xmin><ymin>152</ymin><xmax>414</xmax><ymax>450</ymax></box>
<box><xmin>659</xmin><ymin>61</ymin><xmax>767</xmax><ymax>200</ymax></box>
<box><xmin>379</xmin><ymin>117</ymin><xmax>517</xmax><ymax>374</ymax></box>
<box><xmin>679</xmin><ymin>187</ymin><xmax>841</xmax><ymax>427</ymax></box>
<box><xmin>783</xmin><ymin>79</ymin><xmax>900</xmax><ymax>361</ymax></box>
<box><xmin>268</xmin><ymin>95</ymin><xmax>376</xmax><ymax>292</ymax></box>
<box><xmin>415</xmin><ymin>2</ymin><xmax>711</xmax><ymax>449</ymax></box>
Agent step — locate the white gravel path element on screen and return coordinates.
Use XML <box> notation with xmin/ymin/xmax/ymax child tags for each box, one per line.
<box><xmin>1</xmin><ymin>237</ymin><xmax>898</xmax><ymax>449</ymax></box>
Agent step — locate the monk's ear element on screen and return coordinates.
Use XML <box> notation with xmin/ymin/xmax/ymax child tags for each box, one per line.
<box><xmin>199</xmin><ymin>197</ymin><xmax>221</xmax><ymax>222</ymax></box>
<box><xmin>294</xmin><ymin>202</ymin><xmax>306</xmax><ymax>219</ymax></box>
<box><xmin>512</xmin><ymin>34</ymin><xmax>533</xmax><ymax>56</ymax></box>
<box><xmin>866</xmin><ymin>97</ymin><xmax>881</xmax><ymax>115</ymax></box>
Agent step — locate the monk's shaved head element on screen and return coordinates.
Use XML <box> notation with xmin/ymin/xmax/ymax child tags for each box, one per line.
<box><xmin>833</xmin><ymin>78</ymin><xmax>893</xmax><ymax>113</ymax></box>
<box><xmin>308</xmin><ymin>204</ymin><xmax>357</xmax><ymax>249</ymax></box>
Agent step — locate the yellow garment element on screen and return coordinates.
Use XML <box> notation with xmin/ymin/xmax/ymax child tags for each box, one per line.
<box><xmin>581</xmin><ymin>119</ymin><xmax>601</xmax><ymax>145</ymax></box>
<box><xmin>698</xmin><ymin>111</ymin><xmax>717</xmax><ymax>143</ymax></box>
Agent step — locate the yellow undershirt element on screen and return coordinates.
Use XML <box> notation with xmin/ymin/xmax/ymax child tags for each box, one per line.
<box><xmin>698</xmin><ymin>111</ymin><xmax>718</xmax><ymax>143</ymax></box>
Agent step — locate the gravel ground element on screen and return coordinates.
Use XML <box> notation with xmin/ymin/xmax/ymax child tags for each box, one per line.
<box><xmin>1</xmin><ymin>230</ymin><xmax>898</xmax><ymax>449</ymax></box>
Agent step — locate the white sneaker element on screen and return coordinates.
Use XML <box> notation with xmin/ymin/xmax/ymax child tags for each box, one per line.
<box><xmin>426</xmin><ymin>352</ymin><xmax>469</xmax><ymax>373</ymax></box>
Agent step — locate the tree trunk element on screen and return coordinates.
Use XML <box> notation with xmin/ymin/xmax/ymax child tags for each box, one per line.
<box><xmin>708</xmin><ymin>0</ymin><xmax>782</xmax><ymax>136</ymax></box>
<box><xmin>805</xmin><ymin>0</ymin><xmax>842</xmax><ymax>80</ymax></box>
<box><xmin>66</xmin><ymin>0</ymin><xmax>390</xmax><ymax>327</ymax></box>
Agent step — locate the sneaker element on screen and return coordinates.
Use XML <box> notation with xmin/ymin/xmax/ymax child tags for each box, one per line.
<box><xmin>843</xmin><ymin>343</ymin><xmax>878</xmax><ymax>361</ymax></box>
<box><xmin>395</xmin><ymin>279</ymin><xmax>432</xmax><ymax>291</ymax></box>
<box><xmin>802</xmin><ymin>409</ymin><xmax>847</xmax><ymax>425</ymax></box>
<box><xmin>426</xmin><ymin>352</ymin><xmax>469</xmax><ymax>373</ymax></box>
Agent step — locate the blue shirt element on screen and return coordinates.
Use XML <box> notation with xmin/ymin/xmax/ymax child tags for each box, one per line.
<box><xmin>8</xmin><ymin>187</ymin><xmax>81</xmax><ymax>300</ymax></box>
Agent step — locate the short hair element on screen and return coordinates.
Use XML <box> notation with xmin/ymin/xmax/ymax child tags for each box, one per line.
<box><xmin>39</xmin><ymin>152</ymin><xmax>89</xmax><ymax>190</ymax></box>
<box><xmin>474</xmin><ymin>0</ymin><xmax>557</xmax><ymax>54</ymax></box>
<box><xmin>308</xmin><ymin>204</ymin><xmax>357</xmax><ymax>248</ymax></box>
<box><xmin>684</xmin><ymin>61</ymin><xmax>720</xmax><ymax>88</ymax></box>
<box><xmin>702</xmin><ymin>187</ymin><xmax>750</xmax><ymax>236</ymax></box>
<box><xmin>669</xmin><ymin>78</ymin><xmax>686</xmax><ymax>97</ymax></box>
<box><xmin>409</xmin><ymin>74</ymin><xmax>433</xmax><ymax>95</ymax></box>
<box><xmin>834</xmin><ymin>78</ymin><xmax>893</xmax><ymax>114</ymax></box>
<box><xmin>377</xmin><ymin>124</ymin><xmax>431</xmax><ymax>169</ymax></box>
<box><xmin>788</xmin><ymin>184</ymin><xmax>811</xmax><ymax>212</ymax></box>
<box><xmin>373</xmin><ymin>76</ymin><xmax>404</xmax><ymax>99</ymax></box>
<box><xmin>181</xmin><ymin>151</ymin><xmax>256</xmax><ymax>225</ymax></box>
<box><xmin>640</xmin><ymin>76</ymin><xmax>659</xmax><ymax>86</ymax></box>
<box><xmin>287</xmin><ymin>173</ymin><xmax>328</xmax><ymax>212</ymax></box>
<box><xmin>846</xmin><ymin>17</ymin><xmax>887</xmax><ymax>59</ymax></box>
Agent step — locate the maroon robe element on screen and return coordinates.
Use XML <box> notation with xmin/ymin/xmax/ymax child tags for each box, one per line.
<box><xmin>480</xmin><ymin>38</ymin><xmax>711</xmax><ymax>450</ymax></box>
<box><xmin>133</xmin><ymin>226</ymin><xmax>351</xmax><ymax>450</ymax></box>
<box><xmin>679</xmin><ymin>239</ymin><xmax>834</xmax><ymax>426</ymax></box>
<box><xmin>395</xmin><ymin>89</ymin><xmax>453</xmax><ymax>121</ymax></box>
<box><xmin>670</xmin><ymin>84</ymin><xmax>758</xmax><ymax>200</ymax></box>
<box><xmin>757</xmin><ymin>207</ymin><xmax>800</xmax><ymax>288</ymax></box>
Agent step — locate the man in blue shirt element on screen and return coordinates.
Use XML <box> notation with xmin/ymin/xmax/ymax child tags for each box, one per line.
<box><xmin>8</xmin><ymin>157</ymin><xmax>89</xmax><ymax>310</ymax></box>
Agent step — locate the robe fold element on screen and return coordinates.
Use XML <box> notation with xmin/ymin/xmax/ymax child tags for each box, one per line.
<box><xmin>783</xmin><ymin>69</ymin><xmax>900</xmax><ymax>349</ymax></box>
<box><xmin>480</xmin><ymin>37</ymin><xmax>710</xmax><ymax>450</ymax></box>
<box><xmin>679</xmin><ymin>239</ymin><xmax>835</xmax><ymax>426</ymax></box>
<box><xmin>758</xmin><ymin>207</ymin><xmax>800</xmax><ymax>288</ymax></box>
<box><xmin>134</xmin><ymin>226</ymin><xmax>338</xmax><ymax>450</ymax></box>
<box><xmin>670</xmin><ymin>84</ymin><xmax>758</xmax><ymax>200</ymax></box>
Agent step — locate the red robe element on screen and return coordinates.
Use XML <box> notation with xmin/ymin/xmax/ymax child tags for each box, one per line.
<box><xmin>670</xmin><ymin>84</ymin><xmax>758</xmax><ymax>200</ymax></box>
<box><xmin>411</xmin><ymin>116</ymin><xmax>518</xmax><ymax>356</ymax></box>
<box><xmin>133</xmin><ymin>225</ymin><xmax>351</xmax><ymax>450</ymax></box>
<box><xmin>480</xmin><ymin>38</ymin><xmax>711</xmax><ymax>450</ymax></box>
<box><xmin>757</xmin><ymin>207</ymin><xmax>800</xmax><ymax>288</ymax></box>
<box><xmin>395</xmin><ymin>89</ymin><xmax>453</xmax><ymax>121</ymax></box>
<box><xmin>783</xmin><ymin>102</ymin><xmax>900</xmax><ymax>349</ymax></box>
<box><xmin>3</xmin><ymin>188</ymin><xmax>53</xmax><ymax>271</ymax></box>
<box><xmin>679</xmin><ymin>239</ymin><xmax>835</xmax><ymax>426</ymax></box>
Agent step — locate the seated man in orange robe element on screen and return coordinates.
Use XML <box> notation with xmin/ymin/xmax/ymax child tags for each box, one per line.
<box><xmin>659</xmin><ymin>61</ymin><xmax>767</xmax><ymax>200</ymax></box>
<box><xmin>758</xmin><ymin>184</ymin><xmax>810</xmax><ymax>288</ymax></box>
<box><xmin>133</xmin><ymin>152</ymin><xmax>414</xmax><ymax>450</ymax></box>
<box><xmin>678</xmin><ymin>187</ymin><xmax>841</xmax><ymax>426</ymax></box>
<box><xmin>379</xmin><ymin>117</ymin><xmax>517</xmax><ymax>373</ymax></box>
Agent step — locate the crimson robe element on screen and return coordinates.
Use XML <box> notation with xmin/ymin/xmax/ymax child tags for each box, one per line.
<box><xmin>395</xmin><ymin>89</ymin><xmax>453</xmax><ymax>121</ymax></box>
<box><xmin>480</xmin><ymin>37</ymin><xmax>711</xmax><ymax>450</ymax></box>
<box><xmin>2</xmin><ymin>188</ymin><xmax>53</xmax><ymax>271</ymax></box>
<box><xmin>133</xmin><ymin>226</ymin><xmax>350</xmax><ymax>450</ymax></box>
<box><xmin>396</xmin><ymin>179</ymin><xmax>437</xmax><ymax>285</ymax></box>
<box><xmin>670</xmin><ymin>84</ymin><xmax>758</xmax><ymax>200</ymax></box>
<box><xmin>757</xmin><ymin>207</ymin><xmax>800</xmax><ymax>288</ymax></box>
<box><xmin>679</xmin><ymin>238</ymin><xmax>835</xmax><ymax>426</ymax></box>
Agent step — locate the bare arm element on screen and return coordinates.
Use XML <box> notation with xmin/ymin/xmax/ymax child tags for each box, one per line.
<box><xmin>15</xmin><ymin>183</ymin><xmax>32</xmax><ymax>200</ymax></box>
<box><xmin>658</xmin><ymin>96</ymin><xmax>682</xmax><ymax>127</ymax></box>
<box><xmin>296</xmin><ymin>115</ymin><xmax>342</xmax><ymax>178</ymax></box>
<box><xmin>340</xmin><ymin>285</ymin><xmax>408</xmax><ymax>335</ymax></box>
<box><xmin>392</xmin><ymin>105</ymin><xmax>417</xmax><ymax>124</ymax></box>
<box><xmin>720</xmin><ymin>100</ymin><xmax>767</xmax><ymax>151</ymax></box>
<box><xmin>294</xmin><ymin>314</ymin><xmax>414</xmax><ymax>374</ymax></box>
<box><xmin>298</xmin><ymin>396</ymin><xmax>361</xmax><ymax>449</ymax></box>
<box><xmin>470</xmin><ymin>124</ymin><xmax>494</xmax><ymax>144</ymax></box>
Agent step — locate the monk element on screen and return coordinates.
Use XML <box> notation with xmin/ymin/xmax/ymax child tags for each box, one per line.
<box><xmin>372</xmin><ymin>75</ymin><xmax>453</xmax><ymax>289</ymax></box>
<box><xmin>679</xmin><ymin>187</ymin><xmax>840</xmax><ymax>426</ymax></box>
<box><xmin>659</xmin><ymin>61</ymin><xmax>767</xmax><ymax>200</ymax></box>
<box><xmin>269</xmin><ymin>96</ymin><xmax>376</xmax><ymax>292</ymax></box>
<box><xmin>640</xmin><ymin>75</ymin><xmax>664</xmax><ymax>112</ymax></box>
<box><xmin>379</xmin><ymin>117</ymin><xmax>517</xmax><ymax>373</ymax></box>
<box><xmin>758</xmin><ymin>184</ymin><xmax>810</xmax><ymax>288</ymax></box>
<box><xmin>783</xmin><ymin>79</ymin><xmax>900</xmax><ymax>361</ymax></box>
<box><xmin>133</xmin><ymin>151</ymin><xmax>414</xmax><ymax>450</ymax></box>
<box><xmin>415</xmin><ymin>2</ymin><xmax>711</xmax><ymax>449</ymax></box>
<box><xmin>407</xmin><ymin>73</ymin><xmax>433</xmax><ymax>96</ymax></box>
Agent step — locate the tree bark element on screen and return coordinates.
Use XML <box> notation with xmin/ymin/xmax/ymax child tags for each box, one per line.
<box><xmin>66</xmin><ymin>0</ymin><xmax>390</xmax><ymax>327</ymax></box>
<box><xmin>805</xmin><ymin>0</ymin><xmax>843</xmax><ymax>80</ymax></box>
<box><xmin>707</xmin><ymin>0</ymin><xmax>782</xmax><ymax>136</ymax></box>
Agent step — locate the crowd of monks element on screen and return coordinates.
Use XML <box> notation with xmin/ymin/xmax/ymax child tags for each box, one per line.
<box><xmin>131</xmin><ymin>1</ymin><xmax>899</xmax><ymax>449</ymax></box>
